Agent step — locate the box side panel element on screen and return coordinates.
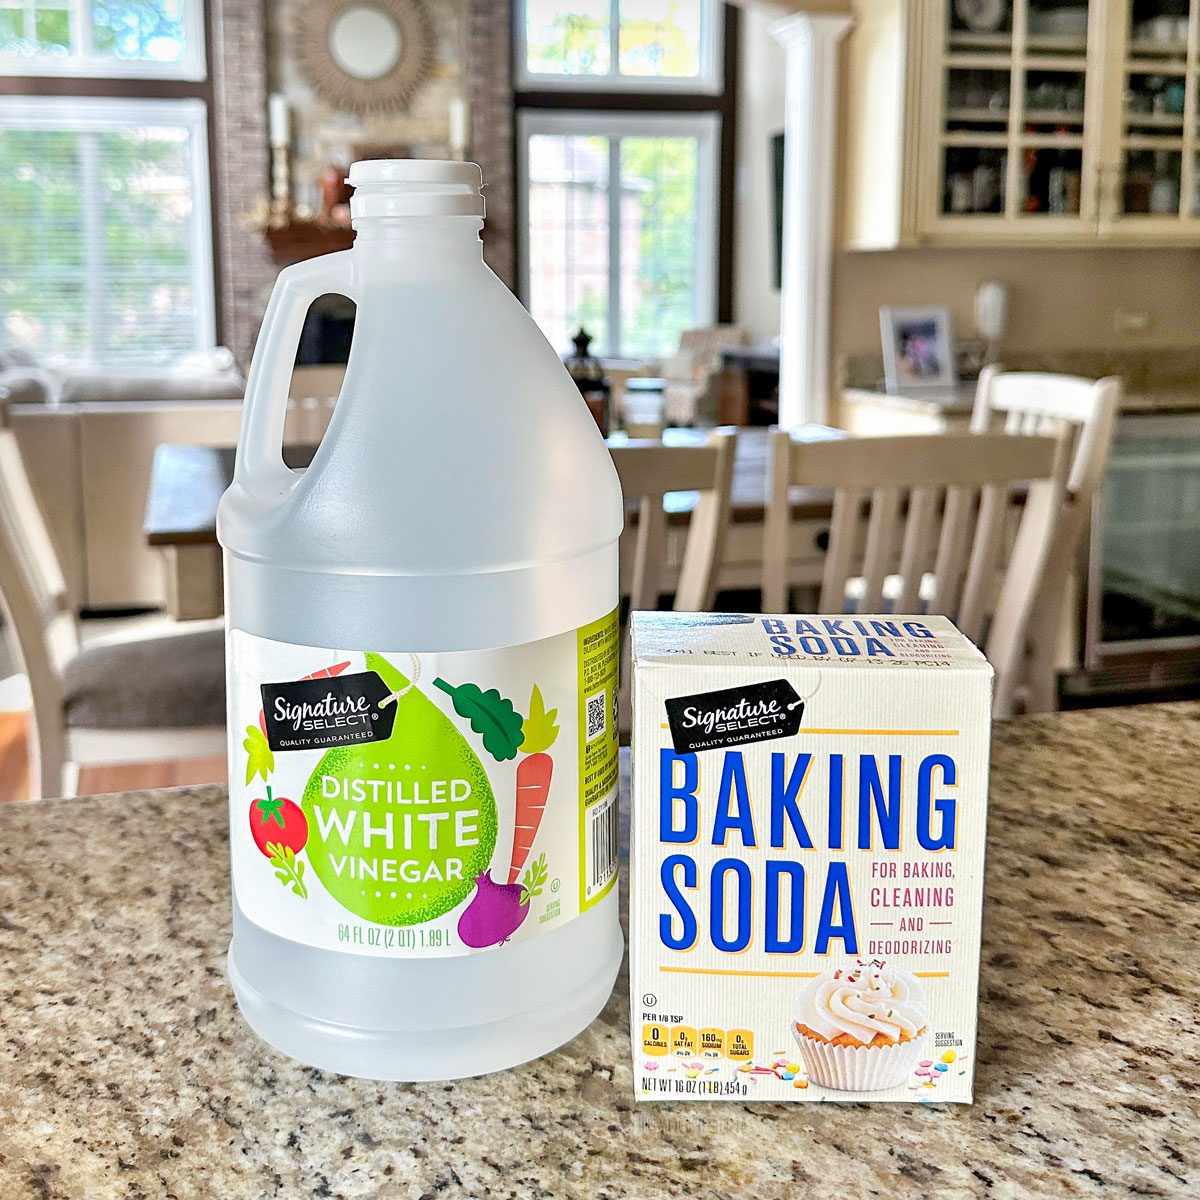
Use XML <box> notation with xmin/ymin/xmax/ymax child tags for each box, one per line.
<box><xmin>629</xmin><ymin>657</ymin><xmax>991</xmax><ymax>1103</ymax></box>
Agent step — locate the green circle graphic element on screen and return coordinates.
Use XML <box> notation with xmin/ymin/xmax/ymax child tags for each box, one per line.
<box><xmin>301</xmin><ymin>659</ymin><xmax>498</xmax><ymax>926</ymax></box>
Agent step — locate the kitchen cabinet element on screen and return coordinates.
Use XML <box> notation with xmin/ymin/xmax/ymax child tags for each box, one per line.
<box><xmin>842</xmin><ymin>0</ymin><xmax>1200</xmax><ymax>247</ymax></box>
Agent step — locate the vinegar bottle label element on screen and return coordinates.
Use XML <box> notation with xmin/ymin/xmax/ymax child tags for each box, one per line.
<box><xmin>228</xmin><ymin>610</ymin><xmax>619</xmax><ymax>958</ymax></box>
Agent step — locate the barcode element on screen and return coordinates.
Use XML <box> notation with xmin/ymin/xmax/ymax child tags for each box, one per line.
<box><xmin>585</xmin><ymin>689</ymin><xmax>607</xmax><ymax>742</ymax></box>
<box><xmin>586</xmin><ymin>792</ymin><xmax>618</xmax><ymax>900</ymax></box>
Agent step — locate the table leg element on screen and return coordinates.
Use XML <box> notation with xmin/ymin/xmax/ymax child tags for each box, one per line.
<box><xmin>717</xmin><ymin>364</ymin><xmax>751</xmax><ymax>426</ymax></box>
<box><xmin>160</xmin><ymin>545</ymin><xmax>223</xmax><ymax>620</ymax></box>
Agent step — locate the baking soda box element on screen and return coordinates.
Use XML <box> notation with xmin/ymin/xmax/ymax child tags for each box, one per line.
<box><xmin>629</xmin><ymin>613</ymin><xmax>992</xmax><ymax>1103</ymax></box>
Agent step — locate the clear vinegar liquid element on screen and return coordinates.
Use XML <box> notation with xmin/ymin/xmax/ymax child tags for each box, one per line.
<box><xmin>219</xmin><ymin>180</ymin><xmax>624</xmax><ymax>1080</ymax></box>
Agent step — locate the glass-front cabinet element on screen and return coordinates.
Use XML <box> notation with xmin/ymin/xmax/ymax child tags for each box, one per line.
<box><xmin>1103</xmin><ymin>0</ymin><xmax>1200</xmax><ymax>231</ymax></box>
<box><xmin>929</xmin><ymin>0</ymin><xmax>1096</xmax><ymax>235</ymax></box>
<box><xmin>844</xmin><ymin>0</ymin><xmax>1200</xmax><ymax>246</ymax></box>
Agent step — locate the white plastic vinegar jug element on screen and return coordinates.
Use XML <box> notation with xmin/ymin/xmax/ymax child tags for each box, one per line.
<box><xmin>218</xmin><ymin>161</ymin><xmax>624</xmax><ymax>1081</ymax></box>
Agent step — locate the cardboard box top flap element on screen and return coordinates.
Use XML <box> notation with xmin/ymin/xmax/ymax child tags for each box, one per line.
<box><xmin>631</xmin><ymin>612</ymin><xmax>993</xmax><ymax>674</ymax></box>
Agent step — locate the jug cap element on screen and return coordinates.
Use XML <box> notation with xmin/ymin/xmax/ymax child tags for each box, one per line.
<box><xmin>347</xmin><ymin>159</ymin><xmax>485</xmax><ymax>219</ymax></box>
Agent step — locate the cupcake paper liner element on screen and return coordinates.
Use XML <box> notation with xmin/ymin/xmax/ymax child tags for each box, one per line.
<box><xmin>793</xmin><ymin>1027</ymin><xmax>925</xmax><ymax>1092</ymax></box>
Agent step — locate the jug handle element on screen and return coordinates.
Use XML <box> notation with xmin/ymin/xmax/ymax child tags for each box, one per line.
<box><xmin>233</xmin><ymin>251</ymin><xmax>357</xmax><ymax>492</ymax></box>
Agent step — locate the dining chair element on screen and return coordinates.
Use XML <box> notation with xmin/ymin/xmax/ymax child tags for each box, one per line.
<box><xmin>285</xmin><ymin>364</ymin><xmax>344</xmax><ymax>444</ymax></box>
<box><xmin>0</xmin><ymin>402</ymin><xmax>225</xmax><ymax>799</ymax></box>
<box><xmin>610</xmin><ymin>428</ymin><xmax>737</xmax><ymax>612</ymax></box>
<box><xmin>971</xmin><ymin>367</ymin><xmax>1121</xmax><ymax>711</ymax></box>
<box><xmin>763</xmin><ymin>430</ymin><xmax>1070</xmax><ymax>717</ymax></box>
<box><xmin>610</xmin><ymin>428</ymin><xmax>737</xmax><ymax>734</ymax></box>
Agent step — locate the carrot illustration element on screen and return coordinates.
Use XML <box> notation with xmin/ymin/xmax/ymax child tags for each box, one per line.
<box><xmin>258</xmin><ymin>661</ymin><xmax>352</xmax><ymax>735</ymax></box>
<box><xmin>509</xmin><ymin>685</ymin><xmax>559</xmax><ymax>885</ymax></box>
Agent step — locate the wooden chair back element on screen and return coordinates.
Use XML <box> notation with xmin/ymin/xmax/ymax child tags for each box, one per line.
<box><xmin>610</xmin><ymin>428</ymin><xmax>737</xmax><ymax>612</ymax></box>
<box><xmin>972</xmin><ymin>368</ymin><xmax>1120</xmax><ymax>708</ymax></box>
<box><xmin>0</xmin><ymin>399</ymin><xmax>78</xmax><ymax>793</ymax></box>
<box><xmin>971</xmin><ymin>367</ymin><xmax>1120</xmax><ymax>502</ymax></box>
<box><xmin>764</xmin><ymin>430</ymin><xmax>1070</xmax><ymax>715</ymax></box>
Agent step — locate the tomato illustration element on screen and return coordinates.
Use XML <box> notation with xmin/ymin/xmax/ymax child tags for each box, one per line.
<box><xmin>249</xmin><ymin>787</ymin><xmax>308</xmax><ymax>857</ymax></box>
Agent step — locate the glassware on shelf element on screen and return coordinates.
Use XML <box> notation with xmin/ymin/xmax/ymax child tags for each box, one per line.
<box><xmin>1150</xmin><ymin>153</ymin><xmax>1180</xmax><ymax>214</ymax></box>
<box><xmin>948</xmin><ymin>0</ymin><xmax>1013</xmax><ymax>44</ymax></box>
<box><xmin>1024</xmin><ymin>70</ymin><xmax>1087</xmax><ymax>125</ymax></box>
<box><xmin>1122</xmin><ymin>149</ymin><xmax>1182</xmax><ymax>215</ymax></box>
<box><xmin>1020</xmin><ymin>140</ymin><xmax>1082</xmax><ymax>216</ymax></box>
<box><xmin>1125</xmin><ymin>73</ymin><xmax>1186</xmax><ymax>132</ymax></box>
<box><xmin>946</xmin><ymin>68</ymin><xmax>1009</xmax><ymax>121</ymax></box>
<box><xmin>1026</xmin><ymin>3</ymin><xmax>1089</xmax><ymax>42</ymax></box>
<box><xmin>943</xmin><ymin>147</ymin><xmax>1007</xmax><ymax>215</ymax></box>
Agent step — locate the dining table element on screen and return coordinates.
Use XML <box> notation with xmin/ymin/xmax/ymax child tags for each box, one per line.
<box><xmin>1</xmin><ymin>703</ymin><xmax>1197</xmax><ymax>1197</ymax></box>
<box><xmin>142</xmin><ymin>425</ymin><xmax>843</xmax><ymax>619</ymax></box>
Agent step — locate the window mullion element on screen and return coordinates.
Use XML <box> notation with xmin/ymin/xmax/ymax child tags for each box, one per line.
<box><xmin>607</xmin><ymin>135</ymin><xmax>621</xmax><ymax>358</ymax></box>
<box><xmin>70</xmin><ymin>0</ymin><xmax>92</xmax><ymax>57</ymax></box>
<box><xmin>79</xmin><ymin>130</ymin><xmax>107</xmax><ymax>362</ymax></box>
<box><xmin>609</xmin><ymin>0</ymin><xmax>620</xmax><ymax>82</ymax></box>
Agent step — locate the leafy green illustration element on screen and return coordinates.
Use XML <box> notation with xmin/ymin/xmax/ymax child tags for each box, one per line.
<box><xmin>520</xmin><ymin>685</ymin><xmax>560</xmax><ymax>754</ymax></box>
<box><xmin>267</xmin><ymin>842</ymin><xmax>308</xmax><ymax>899</ymax></box>
<box><xmin>520</xmin><ymin>853</ymin><xmax>549</xmax><ymax>905</ymax></box>
<box><xmin>433</xmin><ymin>677</ymin><xmax>525</xmax><ymax>761</ymax></box>
<box><xmin>255</xmin><ymin>791</ymin><xmax>286</xmax><ymax>829</ymax></box>
<box><xmin>243</xmin><ymin>724</ymin><xmax>274</xmax><ymax>784</ymax></box>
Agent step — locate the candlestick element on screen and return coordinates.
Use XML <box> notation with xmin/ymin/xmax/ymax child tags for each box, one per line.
<box><xmin>268</xmin><ymin>93</ymin><xmax>290</xmax><ymax>149</ymax></box>
<box><xmin>270</xmin><ymin>143</ymin><xmax>292</xmax><ymax>223</ymax></box>
<box><xmin>448</xmin><ymin>97</ymin><xmax>469</xmax><ymax>161</ymax></box>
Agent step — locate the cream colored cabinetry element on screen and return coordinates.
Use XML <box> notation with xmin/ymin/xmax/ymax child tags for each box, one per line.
<box><xmin>843</xmin><ymin>0</ymin><xmax>1200</xmax><ymax>247</ymax></box>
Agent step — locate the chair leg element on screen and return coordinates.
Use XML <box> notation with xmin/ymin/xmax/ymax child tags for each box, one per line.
<box><xmin>28</xmin><ymin>708</ymin><xmax>69</xmax><ymax>801</ymax></box>
<box><xmin>59</xmin><ymin>760</ymin><xmax>80</xmax><ymax>800</ymax></box>
<box><xmin>1023</xmin><ymin>594</ymin><xmax>1063</xmax><ymax>715</ymax></box>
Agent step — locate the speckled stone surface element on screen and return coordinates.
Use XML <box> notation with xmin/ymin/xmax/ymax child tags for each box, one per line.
<box><xmin>1</xmin><ymin>705</ymin><xmax>1199</xmax><ymax>1198</ymax></box>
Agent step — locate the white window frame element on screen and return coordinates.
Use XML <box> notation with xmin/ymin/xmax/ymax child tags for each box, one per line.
<box><xmin>0</xmin><ymin>0</ymin><xmax>206</xmax><ymax>81</ymax></box>
<box><xmin>0</xmin><ymin>94</ymin><xmax>216</xmax><ymax>363</ymax></box>
<box><xmin>517</xmin><ymin>108</ymin><xmax>719</xmax><ymax>361</ymax></box>
<box><xmin>515</xmin><ymin>0</ymin><xmax>723</xmax><ymax>95</ymax></box>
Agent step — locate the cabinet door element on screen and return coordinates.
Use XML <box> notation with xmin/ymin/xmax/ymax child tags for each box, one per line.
<box><xmin>1097</xmin><ymin>0</ymin><xmax>1200</xmax><ymax>237</ymax></box>
<box><xmin>919</xmin><ymin>0</ymin><xmax>1100</xmax><ymax>241</ymax></box>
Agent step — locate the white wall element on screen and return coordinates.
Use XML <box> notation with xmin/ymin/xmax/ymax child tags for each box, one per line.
<box><xmin>732</xmin><ymin>6</ymin><xmax>786</xmax><ymax>342</ymax></box>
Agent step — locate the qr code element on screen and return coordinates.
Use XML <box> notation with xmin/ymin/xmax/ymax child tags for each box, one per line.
<box><xmin>585</xmin><ymin>689</ymin><xmax>607</xmax><ymax>741</ymax></box>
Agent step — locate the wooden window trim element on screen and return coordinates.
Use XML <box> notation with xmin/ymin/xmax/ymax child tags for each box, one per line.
<box><xmin>514</xmin><ymin>2</ymin><xmax>739</xmax><ymax>325</ymax></box>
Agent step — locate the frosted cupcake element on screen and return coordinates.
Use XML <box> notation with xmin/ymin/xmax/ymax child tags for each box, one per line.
<box><xmin>792</xmin><ymin>960</ymin><xmax>928</xmax><ymax>1091</ymax></box>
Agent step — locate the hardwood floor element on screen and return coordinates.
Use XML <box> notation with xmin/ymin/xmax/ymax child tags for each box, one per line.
<box><xmin>0</xmin><ymin>712</ymin><xmax>226</xmax><ymax>802</ymax></box>
<box><xmin>0</xmin><ymin>711</ymin><xmax>30</xmax><ymax>802</ymax></box>
<box><xmin>75</xmin><ymin>756</ymin><xmax>228</xmax><ymax>798</ymax></box>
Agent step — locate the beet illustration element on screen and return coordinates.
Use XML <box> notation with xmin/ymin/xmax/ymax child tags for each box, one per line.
<box><xmin>457</xmin><ymin>870</ymin><xmax>531</xmax><ymax>948</ymax></box>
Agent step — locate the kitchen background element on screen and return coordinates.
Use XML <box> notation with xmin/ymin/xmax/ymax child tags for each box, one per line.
<box><xmin>2</xmin><ymin>0</ymin><xmax>1200</xmax><ymax>800</ymax></box>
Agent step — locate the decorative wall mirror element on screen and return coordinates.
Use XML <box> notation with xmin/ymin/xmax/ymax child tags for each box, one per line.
<box><xmin>296</xmin><ymin>0</ymin><xmax>434</xmax><ymax>113</ymax></box>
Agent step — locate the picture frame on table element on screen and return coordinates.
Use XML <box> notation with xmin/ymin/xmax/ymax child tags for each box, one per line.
<box><xmin>879</xmin><ymin>306</ymin><xmax>958</xmax><ymax>394</ymax></box>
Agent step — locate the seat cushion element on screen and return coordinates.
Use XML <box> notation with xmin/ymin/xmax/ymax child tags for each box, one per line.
<box><xmin>63</xmin><ymin>622</ymin><xmax>225</xmax><ymax>730</ymax></box>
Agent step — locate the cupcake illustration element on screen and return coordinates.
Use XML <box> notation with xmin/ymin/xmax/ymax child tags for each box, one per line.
<box><xmin>792</xmin><ymin>959</ymin><xmax>928</xmax><ymax>1091</ymax></box>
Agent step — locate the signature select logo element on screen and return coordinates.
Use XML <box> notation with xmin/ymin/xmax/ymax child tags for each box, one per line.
<box><xmin>664</xmin><ymin>679</ymin><xmax>805</xmax><ymax>754</ymax></box>
<box><xmin>273</xmin><ymin>691</ymin><xmax>373</xmax><ymax>733</ymax></box>
<box><xmin>261</xmin><ymin>671</ymin><xmax>396</xmax><ymax>751</ymax></box>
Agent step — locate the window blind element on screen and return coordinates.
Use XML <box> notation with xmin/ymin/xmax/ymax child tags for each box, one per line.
<box><xmin>0</xmin><ymin>96</ymin><xmax>214</xmax><ymax>369</ymax></box>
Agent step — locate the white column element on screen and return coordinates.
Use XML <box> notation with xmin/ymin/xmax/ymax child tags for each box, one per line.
<box><xmin>770</xmin><ymin>11</ymin><xmax>853</xmax><ymax>429</ymax></box>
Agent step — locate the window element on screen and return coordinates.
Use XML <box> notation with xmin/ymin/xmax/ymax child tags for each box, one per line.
<box><xmin>519</xmin><ymin>0</ymin><xmax>722</xmax><ymax>93</ymax></box>
<box><xmin>0</xmin><ymin>1</ymin><xmax>214</xmax><ymax>369</ymax></box>
<box><xmin>515</xmin><ymin>0</ymin><xmax>732</xmax><ymax>362</ymax></box>
<box><xmin>519</xmin><ymin>111</ymin><xmax>717</xmax><ymax>359</ymax></box>
<box><xmin>0</xmin><ymin>0</ymin><xmax>204</xmax><ymax>79</ymax></box>
<box><xmin>0</xmin><ymin>96</ymin><xmax>214</xmax><ymax>367</ymax></box>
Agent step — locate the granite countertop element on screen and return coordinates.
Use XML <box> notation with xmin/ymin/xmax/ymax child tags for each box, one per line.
<box><xmin>2</xmin><ymin>705</ymin><xmax>1199</xmax><ymax>1198</ymax></box>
